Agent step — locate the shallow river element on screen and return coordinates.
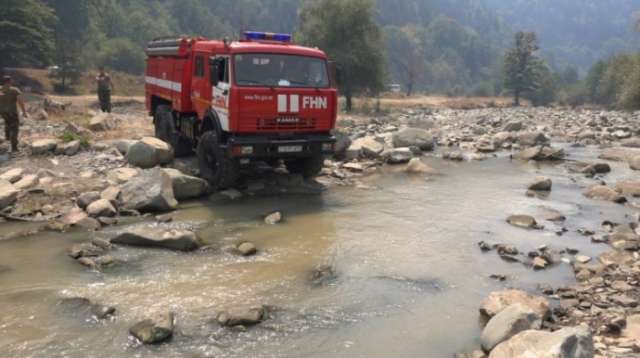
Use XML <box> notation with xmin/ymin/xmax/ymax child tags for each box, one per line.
<box><xmin>0</xmin><ymin>147</ymin><xmax>636</xmax><ymax>357</ymax></box>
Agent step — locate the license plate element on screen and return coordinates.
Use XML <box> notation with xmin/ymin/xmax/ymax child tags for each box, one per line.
<box><xmin>278</xmin><ymin>145</ymin><xmax>303</xmax><ymax>153</ymax></box>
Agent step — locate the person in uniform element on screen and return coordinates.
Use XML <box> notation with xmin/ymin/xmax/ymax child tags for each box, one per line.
<box><xmin>96</xmin><ymin>66</ymin><xmax>114</xmax><ymax>113</ymax></box>
<box><xmin>0</xmin><ymin>76</ymin><xmax>28</xmax><ymax>153</ymax></box>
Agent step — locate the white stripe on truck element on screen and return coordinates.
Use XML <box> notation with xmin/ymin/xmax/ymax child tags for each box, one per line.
<box><xmin>277</xmin><ymin>94</ymin><xmax>288</xmax><ymax>113</ymax></box>
<box><xmin>145</xmin><ymin>76</ymin><xmax>182</xmax><ymax>92</ymax></box>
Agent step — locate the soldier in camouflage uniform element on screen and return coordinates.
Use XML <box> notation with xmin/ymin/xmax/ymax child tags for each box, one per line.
<box><xmin>96</xmin><ymin>66</ymin><xmax>114</xmax><ymax>113</ymax></box>
<box><xmin>0</xmin><ymin>76</ymin><xmax>28</xmax><ymax>153</ymax></box>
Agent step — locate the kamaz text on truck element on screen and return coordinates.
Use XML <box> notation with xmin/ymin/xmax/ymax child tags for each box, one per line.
<box><xmin>144</xmin><ymin>32</ymin><xmax>337</xmax><ymax>189</ymax></box>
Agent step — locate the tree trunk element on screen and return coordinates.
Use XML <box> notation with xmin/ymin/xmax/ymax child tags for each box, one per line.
<box><xmin>345</xmin><ymin>93</ymin><xmax>353</xmax><ymax>112</ymax></box>
<box><xmin>514</xmin><ymin>89</ymin><xmax>521</xmax><ymax>106</ymax></box>
<box><xmin>406</xmin><ymin>82</ymin><xmax>413</xmax><ymax>97</ymax></box>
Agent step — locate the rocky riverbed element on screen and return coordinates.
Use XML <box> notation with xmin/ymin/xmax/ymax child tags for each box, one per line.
<box><xmin>0</xmin><ymin>98</ymin><xmax>639</xmax><ymax>357</ymax></box>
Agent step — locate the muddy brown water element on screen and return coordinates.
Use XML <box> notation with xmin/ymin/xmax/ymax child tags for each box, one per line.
<box><xmin>0</xmin><ymin>146</ymin><xmax>637</xmax><ymax>358</ymax></box>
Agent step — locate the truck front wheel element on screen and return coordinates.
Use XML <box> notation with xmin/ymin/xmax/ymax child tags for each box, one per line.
<box><xmin>197</xmin><ymin>131</ymin><xmax>239</xmax><ymax>190</ymax></box>
<box><xmin>286</xmin><ymin>154</ymin><xmax>325</xmax><ymax>178</ymax></box>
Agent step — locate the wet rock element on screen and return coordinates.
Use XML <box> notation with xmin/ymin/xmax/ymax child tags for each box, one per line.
<box><xmin>575</xmin><ymin>255</ymin><xmax>592</xmax><ymax>264</ymax></box>
<box><xmin>583</xmin><ymin>185</ymin><xmax>627</xmax><ymax>204</ymax></box>
<box><xmin>476</xmin><ymin>139</ymin><xmax>497</xmax><ymax>153</ymax></box>
<box><xmin>77</xmin><ymin>257</ymin><xmax>98</xmax><ymax>269</ymax></box>
<box><xmin>542</xmin><ymin>208</ymin><xmax>565</xmax><ymax>222</ymax></box>
<box><xmin>86</xmin><ymin>199</ymin><xmax>117</xmax><ymax>218</ymax></box>
<box><xmin>237</xmin><ymin>242</ymin><xmax>257</xmax><ymax>256</ymax></box>
<box><xmin>506</xmin><ymin>215</ymin><xmax>541</xmax><ymax>230</ymax></box>
<box><xmin>111</xmin><ymin>227</ymin><xmax>201</xmax><ymax>251</ymax></box>
<box><xmin>386</xmin><ymin>147</ymin><xmax>413</xmax><ymax>164</ymax></box>
<box><xmin>527</xmin><ymin>177</ymin><xmax>552</xmax><ymax>191</ymax></box>
<box><xmin>120</xmin><ymin>168</ymin><xmax>178</xmax><ymax>213</ymax></box>
<box><xmin>532</xmin><ymin>257</ymin><xmax>549</xmax><ymax>270</ymax></box>
<box><xmin>580</xmin><ymin>163</ymin><xmax>611</xmax><ymax>175</ymax></box>
<box><xmin>480</xmin><ymin>290</ymin><xmax>550</xmax><ymax>320</ymax></box>
<box><xmin>161</xmin><ymin>168</ymin><xmax>208</xmax><ymax>201</ymax></box>
<box><xmin>0</xmin><ymin>168</ymin><xmax>23</xmax><ymax>183</ymax></box>
<box><xmin>514</xmin><ymin>146</ymin><xmax>564</xmax><ymax>161</ymax></box>
<box><xmin>89</xmin><ymin>112</ymin><xmax>116</xmax><ymax>131</ymax></box>
<box><xmin>126</xmin><ymin>137</ymin><xmax>174</xmax><ymax>169</ymax></box>
<box><xmin>30</xmin><ymin>139</ymin><xmax>58</xmax><ymax>155</ymax></box>
<box><xmin>13</xmin><ymin>174</ymin><xmax>38</xmax><ymax>190</ymax></box>
<box><xmin>0</xmin><ymin>179</ymin><xmax>19</xmax><ymax>210</ymax></box>
<box><xmin>392</xmin><ymin>128</ymin><xmax>434</xmax><ymax>150</ymax></box>
<box><xmin>405</xmin><ymin>158</ymin><xmax>431</xmax><ymax>174</ymax></box>
<box><xmin>130</xmin><ymin>311</ymin><xmax>174</xmax><ymax>344</ymax></box>
<box><xmin>76</xmin><ymin>217</ymin><xmax>101</xmax><ymax>231</ymax></box>
<box><xmin>359</xmin><ymin>137</ymin><xmax>384</xmax><ymax>159</ymax></box>
<box><xmin>488</xmin><ymin>326</ymin><xmax>594</xmax><ymax>358</ymax></box>
<box><xmin>58</xmin><ymin>297</ymin><xmax>116</xmax><ymax>320</ymax></box>
<box><xmin>480</xmin><ymin>304</ymin><xmax>542</xmax><ymax>352</ymax></box>
<box><xmin>614</xmin><ymin>181</ymin><xmax>640</xmax><ymax>197</ymax></box>
<box><xmin>217</xmin><ymin>306</ymin><xmax>266</xmax><ymax>327</ymax></box>
<box><xmin>61</xmin><ymin>207</ymin><xmax>89</xmax><ymax>226</ymax></box>
<box><xmin>310</xmin><ymin>265</ymin><xmax>337</xmax><ymax>286</ymax></box>
<box><xmin>210</xmin><ymin>188</ymin><xmax>243</xmax><ymax>201</ymax></box>
<box><xmin>77</xmin><ymin>192</ymin><xmax>101</xmax><ymax>210</ymax></box>
<box><xmin>443</xmin><ymin>151</ymin><xmax>465</xmax><ymax>161</ymax></box>
<box><xmin>264</xmin><ymin>211</ymin><xmax>282</xmax><ymax>225</ymax></box>
<box><xmin>68</xmin><ymin>242</ymin><xmax>106</xmax><ymax>259</ymax></box>
<box><xmin>91</xmin><ymin>238</ymin><xmax>112</xmax><ymax>250</ymax></box>
<box><xmin>599</xmin><ymin>147</ymin><xmax>640</xmax><ymax>162</ymax></box>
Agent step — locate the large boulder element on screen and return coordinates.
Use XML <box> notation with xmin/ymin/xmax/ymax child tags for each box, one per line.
<box><xmin>89</xmin><ymin>113</ymin><xmax>116</xmax><ymax>131</ymax></box>
<box><xmin>583</xmin><ymin>185</ymin><xmax>626</xmax><ymax>203</ymax></box>
<box><xmin>386</xmin><ymin>148</ymin><xmax>413</xmax><ymax>164</ymax></box>
<box><xmin>77</xmin><ymin>191</ymin><xmax>101</xmax><ymax>210</ymax></box>
<box><xmin>129</xmin><ymin>311</ymin><xmax>174</xmax><ymax>344</ymax></box>
<box><xmin>392</xmin><ymin>128</ymin><xmax>434</xmax><ymax>150</ymax></box>
<box><xmin>480</xmin><ymin>290</ymin><xmax>550</xmax><ymax>320</ymax></box>
<box><xmin>86</xmin><ymin>199</ymin><xmax>117</xmax><ymax>218</ymax></box>
<box><xmin>489</xmin><ymin>326</ymin><xmax>594</xmax><ymax>358</ymax></box>
<box><xmin>515</xmin><ymin>146</ymin><xmax>564</xmax><ymax>161</ymax></box>
<box><xmin>599</xmin><ymin>147</ymin><xmax>640</xmax><ymax>162</ymax></box>
<box><xmin>120</xmin><ymin>168</ymin><xmax>178</xmax><ymax>213</ymax></box>
<box><xmin>630</xmin><ymin>156</ymin><xmax>640</xmax><ymax>171</ymax></box>
<box><xmin>126</xmin><ymin>137</ymin><xmax>174</xmax><ymax>169</ymax></box>
<box><xmin>112</xmin><ymin>227</ymin><xmax>201</xmax><ymax>251</ymax></box>
<box><xmin>30</xmin><ymin>139</ymin><xmax>58</xmax><ymax>155</ymax></box>
<box><xmin>162</xmin><ymin>168</ymin><xmax>208</xmax><ymax>201</ymax></box>
<box><xmin>614</xmin><ymin>181</ymin><xmax>640</xmax><ymax>197</ymax></box>
<box><xmin>347</xmin><ymin>136</ymin><xmax>383</xmax><ymax>159</ymax></box>
<box><xmin>480</xmin><ymin>304</ymin><xmax>542</xmax><ymax>352</ymax></box>
<box><xmin>0</xmin><ymin>179</ymin><xmax>19</xmax><ymax>210</ymax></box>
<box><xmin>0</xmin><ymin>168</ymin><xmax>23</xmax><ymax>183</ymax></box>
<box><xmin>108</xmin><ymin>167</ymin><xmax>140</xmax><ymax>184</ymax></box>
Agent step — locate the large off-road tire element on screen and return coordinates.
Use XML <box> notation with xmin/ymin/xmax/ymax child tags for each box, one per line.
<box><xmin>154</xmin><ymin>105</ymin><xmax>193</xmax><ymax>157</ymax></box>
<box><xmin>197</xmin><ymin>131</ymin><xmax>239</xmax><ymax>190</ymax></box>
<box><xmin>286</xmin><ymin>154</ymin><xmax>325</xmax><ymax>178</ymax></box>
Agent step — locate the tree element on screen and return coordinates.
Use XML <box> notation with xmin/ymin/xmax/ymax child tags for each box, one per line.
<box><xmin>385</xmin><ymin>26</ymin><xmax>427</xmax><ymax>96</ymax></box>
<box><xmin>503</xmin><ymin>32</ymin><xmax>544</xmax><ymax>106</ymax></box>
<box><xmin>47</xmin><ymin>0</ymin><xmax>91</xmax><ymax>92</ymax></box>
<box><xmin>298</xmin><ymin>0</ymin><xmax>385</xmax><ymax>111</ymax></box>
<box><xmin>0</xmin><ymin>0</ymin><xmax>57</xmax><ymax>72</ymax></box>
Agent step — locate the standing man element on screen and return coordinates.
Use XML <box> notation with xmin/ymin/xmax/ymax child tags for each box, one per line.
<box><xmin>96</xmin><ymin>66</ymin><xmax>114</xmax><ymax>113</ymax></box>
<box><xmin>0</xmin><ymin>76</ymin><xmax>27</xmax><ymax>153</ymax></box>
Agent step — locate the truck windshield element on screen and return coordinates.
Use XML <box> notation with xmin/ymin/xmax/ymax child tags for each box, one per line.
<box><xmin>234</xmin><ymin>54</ymin><xmax>329</xmax><ymax>88</ymax></box>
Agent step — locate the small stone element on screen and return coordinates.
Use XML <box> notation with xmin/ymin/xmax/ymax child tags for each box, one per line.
<box><xmin>217</xmin><ymin>306</ymin><xmax>266</xmax><ymax>327</ymax></box>
<box><xmin>129</xmin><ymin>311</ymin><xmax>174</xmax><ymax>344</ymax></box>
<box><xmin>237</xmin><ymin>242</ymin><xmax>257</xmax><ymax>256</ymax></box>
<box><xmin>506</xmin><ymin>215</ymin><xmax>541</xmax><ymax>230</ymax></box>
<box><xmin>575</xmin><ymin>255</ymin><xmax>592</xmax><ymax>264</ymax></box>
<box><xmin>528</xmin><ymin>177</ymin><xmax>552</xmax><ymax>191</ymax></box>
<box><xmin>264</xmin><ymin>211</ymin><xmax>282</xmax><ymax>225</ymax></box>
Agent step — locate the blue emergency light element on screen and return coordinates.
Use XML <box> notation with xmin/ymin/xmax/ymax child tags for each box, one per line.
<box><xmin>244</xmin><ymin>31</ymin><xmax>292</xmax><ymax>43</ymax></box>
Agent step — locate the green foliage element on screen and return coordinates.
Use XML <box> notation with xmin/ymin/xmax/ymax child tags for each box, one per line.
<box><xmin>59</xmin><ymin>131</ymin><xmax>90</xmax><ymax>148</ymax></box>
<box><xmin>97</xmin><ymin>38</ymin><xmax>145</xmax><ymax>74</ymax></box>
<box><xmin>298</xmin><ymin>0</ymin><xmax>385</xmax><ymax>111</ymax></box>
<box><xmin>503</xmin><ymin>32</ymin><xmax>554</xmax><ymax>105</ymax></box>
<box><xmin>0</xmin><ymin>0</ymin><xmax>57</xmax><ymax>70</ymax></box>
<box><xmin>384</xmin><ymin>26</ymin><xmax>427</xmax><ymax>96</ymax></box>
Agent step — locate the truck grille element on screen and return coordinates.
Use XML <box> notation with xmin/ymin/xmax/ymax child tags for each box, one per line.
<box><xmin>257</xmin><ymin>117</ymin><xmax>316</xmax><ymax>130</ymax></box>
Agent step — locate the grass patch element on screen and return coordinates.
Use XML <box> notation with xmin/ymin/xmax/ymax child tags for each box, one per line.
<box><xmin>59</xmin><ymin>131</ymin><xmax>90</xmax><ymax>148</ymax></box>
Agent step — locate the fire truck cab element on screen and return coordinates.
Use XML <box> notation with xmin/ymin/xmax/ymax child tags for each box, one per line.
<box><xmin>145</xmin><ymin>32</ymin><xmax>337</xmax><ymax>189</ymax></box>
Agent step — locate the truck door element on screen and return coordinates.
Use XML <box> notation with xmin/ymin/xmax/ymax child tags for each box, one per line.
<box><xmin>210</xmin><ymin>56</ymin><xmax>231</xmax><ymax>132</ymax></box>
<box><xmin>191</xmin><ymin>53</ymin><xmax>211</xmax><ymax>118</ymax></box>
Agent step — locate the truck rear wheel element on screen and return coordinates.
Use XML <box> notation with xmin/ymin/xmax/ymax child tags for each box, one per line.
<box><xmin>286</xmin><ymin>154</ymin><xmax>325</xmax><ymax>178</ymax></box>
<box><xmin>154</xmin><ymin>105</ymin><xmax>192</xmax><ymax>157</ymax></box>
<box><xmin>197</xmin><ymin>131</ymin><xmax>239</xmax><ymax>190</ymax></box>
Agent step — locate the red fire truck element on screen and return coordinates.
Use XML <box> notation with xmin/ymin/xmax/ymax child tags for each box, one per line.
<box><xmin>145</xmin><ymin>32</ymin><xmax>337</xmax><ymax>189</ymax></box>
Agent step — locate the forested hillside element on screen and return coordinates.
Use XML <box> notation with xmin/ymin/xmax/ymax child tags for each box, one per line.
<box><xmin>2</xmin><ymin>0</ymin><xmax>639</xmax><ymax>101</ymax></box>
<box><xmin>485</xmin><ymin>0</ymin><xmax>640</xmax><ymax>70</ymax></box>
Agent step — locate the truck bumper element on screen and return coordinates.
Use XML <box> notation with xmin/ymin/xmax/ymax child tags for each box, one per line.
<box><xmin>226</xmin><ymin>134</ymin><xmax>335</xmax><ymax>159</ymax></box>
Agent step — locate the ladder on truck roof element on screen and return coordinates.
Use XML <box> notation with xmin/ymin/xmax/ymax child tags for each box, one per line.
<box><xmin>146</xmin><ymin>36</ymin><xmax>198</xmax><ymax>57</ymax></box>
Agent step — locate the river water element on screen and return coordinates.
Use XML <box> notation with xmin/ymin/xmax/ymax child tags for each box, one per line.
<box><xmin>0</xmin><ymin>147</ymin><xmax>636</xmax><ymax>357</ymax></box>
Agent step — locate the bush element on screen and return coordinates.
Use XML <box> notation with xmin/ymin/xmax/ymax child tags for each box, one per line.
<box><xmin>97</xmin><ymin>38</ymin><xmax>145</xmax><ymax>75</ymax></box>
